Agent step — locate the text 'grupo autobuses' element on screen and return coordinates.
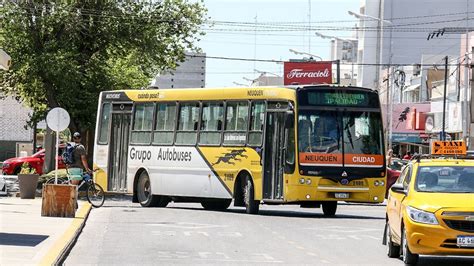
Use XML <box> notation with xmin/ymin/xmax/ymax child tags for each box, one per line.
<box><xmin>129</xmin><ymin>147</ymin><xmax>192</xmax><ymax>162</ymax></box>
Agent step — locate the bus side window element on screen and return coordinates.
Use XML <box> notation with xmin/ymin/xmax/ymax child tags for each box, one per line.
<box><xmin>176</xmin><ymin>102</ymin><xmax>200</xmax><ymax>145</ymax></box>
<box><xmin>153</xmin><ymin>102</ymin><xmax>176</xmax><ymax>145</ymax></box>
<box><xmin>199</xmin><ymin>102</ymin><xmax>223</xmax><ymax>145</ymax></box>
<box><xmin>98</xmin><ymin>103</ymin><xmax>111</xmax><ymax>144</ymax></box>
<box><xmin>248</xmin><ymin>101</ymin><xmax>265</xmax><ymax>146</ymax></box>
<box><xmin>224</xmin><ymin>101</ymin><xmax>248</xmax><ymax>145</ymax></box>
<box><xmin>131</xmin><ymin>103</ymin><xmax>154</xmax><ymax>144</ymax></box>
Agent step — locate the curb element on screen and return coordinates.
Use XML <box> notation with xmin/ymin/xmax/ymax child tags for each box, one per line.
<box><xmin>38</xmin><ymin>202</ymin><xmax>92</xmax><ymax>266</ymax></box>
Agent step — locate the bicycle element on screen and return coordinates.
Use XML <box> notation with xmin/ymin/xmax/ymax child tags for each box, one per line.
<box><xmin>46</xmin><ymin>169</ymin><xmax>105</xmax><ymax>208</ymax></box>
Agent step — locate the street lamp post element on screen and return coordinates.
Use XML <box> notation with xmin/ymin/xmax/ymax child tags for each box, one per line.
<box><xmin>348</xmin><ymin>10</ymin><xmax>392</xmax><ymax>149</ymax></box>
<box><xmin>232</xmin><ymin>81</ymin><xmax>248</xmax><ymax>87</ymax></box>
<box><xmin>315</xmin><ymin>32</ymin><xmax>356</xmax><ymax>85</ymax></box>
<box><xmin>347</xmin><ymin>10</ymin><xmax>392</xmax><ymax>87</ymax></box>
<box><xmin>289</xmin><ymin>49</ymin><xmax>323</xmax><ymax>61</ymax></box>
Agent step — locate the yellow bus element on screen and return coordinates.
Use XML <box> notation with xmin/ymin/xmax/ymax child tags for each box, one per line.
<box><xmin>93</xmin><ymin>85</ymin><xmax>386</xmax><ymax>215</ymax></box>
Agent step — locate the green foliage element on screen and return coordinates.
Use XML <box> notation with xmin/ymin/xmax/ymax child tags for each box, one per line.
<box><xmin>19</xmin><ymin>162</ymin><xmax>37</xmax><ymax>175</ymax></box>
<box><xmin>0</xmin><ymin>1</ymin><xmax>207</xmax><ymax>132</ymax></box>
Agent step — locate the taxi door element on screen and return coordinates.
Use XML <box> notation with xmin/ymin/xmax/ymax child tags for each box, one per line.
<box><xmin>387</xmin><ymin>165</ymin><xmax>411</xmax><ymax>241</ymax></box>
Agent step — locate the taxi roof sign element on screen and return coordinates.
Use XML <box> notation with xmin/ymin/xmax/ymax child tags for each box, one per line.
<box><xmin>431</xmin><ymin>141</ymin><xmax>466</xmax><ymax>155</ymax></box>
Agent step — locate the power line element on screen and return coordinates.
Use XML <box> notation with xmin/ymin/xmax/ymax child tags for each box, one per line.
<box><xmin>186</xmin><ymin>54</ymin><xmax>465</xmax><ymax>67</ymax></box>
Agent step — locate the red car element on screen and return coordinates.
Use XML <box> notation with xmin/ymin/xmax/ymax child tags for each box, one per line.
<box><xmin>385</xmin><ymin>158</ymin><xmax>408</xmax><ymax>197</ymax></box>
<box><xmin>1</xmin><ymin>148</ymin><xmax>66</xmax><ymax>175</ymax></box>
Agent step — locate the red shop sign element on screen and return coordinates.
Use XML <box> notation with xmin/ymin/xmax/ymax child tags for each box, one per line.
<box><xmin>283</xmin><ymin>61</ymin><xmax>333</xmax><ymax>85</ymax></box>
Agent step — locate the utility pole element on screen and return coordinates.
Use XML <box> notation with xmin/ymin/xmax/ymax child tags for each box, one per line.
<box><xmin>442</xmin><ymin>56</ymin><xmax>448</xmax><ymax>141</ymax></box>
<box><xmin>463</xmin><ymin>0</ymin><xmax>470</xmax><ymax>145</ymax></box>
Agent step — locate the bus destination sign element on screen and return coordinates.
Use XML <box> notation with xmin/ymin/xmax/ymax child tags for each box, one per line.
<box><xmin>303</xmin><ymin>90</ymin><xmax>374</xmax><ymax>107</ymax></box>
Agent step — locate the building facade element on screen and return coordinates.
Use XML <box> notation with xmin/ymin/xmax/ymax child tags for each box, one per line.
<box><xmin>0</xmin><ymin>96</ymin><xmax>34</xmax><ymax>161</ymax></box>
<box><xmin>150</xmin><ymin>52</ymin><xmax>206</xmax><ymax>89</ymax></box>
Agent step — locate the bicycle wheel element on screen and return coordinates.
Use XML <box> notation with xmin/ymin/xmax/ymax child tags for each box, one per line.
<box><xmin>86</xmin><ymin>182</ymin><xmax>105</xmax><ymax>208</ymax></box>
<box><xmin>46</xmin><ymin>177</ymin><xmax>67</xmax><ymax>185</ymax></box>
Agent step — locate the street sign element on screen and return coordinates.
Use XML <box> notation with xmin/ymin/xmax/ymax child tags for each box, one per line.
<box><xmin>45</xmin><ymin>107</ymin><xmax>70</xmax><ymax>184</ymax></box>
<box><xmin>46</xmin><ymin>107</ymin><xmax>70</xmax><ymax>132</ymax></box>
<box><xmin>283</xmin><ymin>61</ymin><xmax>333</xmax><ymax>85</ymax></box>
<box><xmin>431</xmin><ymin>141</ymin><xmax>466</xmax><ymax>155</ymax></box>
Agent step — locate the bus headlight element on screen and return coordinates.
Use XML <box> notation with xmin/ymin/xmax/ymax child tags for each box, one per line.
<box><xmin>406</xmin><ymin>206</ymin><xmax>439</xmax><ymax>225</ymax></box>
<box><xmin>374</xmin><ymin>180</ymin><xmax>380</xmax><ymax>186</ymax></box>
<box><xmin>299</xmin><ymin>178</ymin><xmax>305</xmax><ymax>184</ymax></box>
<box><xmin>379</xmin><ymin>181</ymin><xmax>385</xmax><ymax>186</ymax></box>
<box><xmin>306</xmin><ymin>179</ymin><xmax>312</xmax><ymax>185</ymax></box>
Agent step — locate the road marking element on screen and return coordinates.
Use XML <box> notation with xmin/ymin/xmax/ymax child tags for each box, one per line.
<box><xmin>287</xmin><ymin>241</ymin><xmax>296</xmax><ymax>244</ymax></box>
<box><xmin>153</xmin><ymin>251</ymin><xmax>282</xmax><ymax>263</ymax></box>
<box><xmin>306</xmin><ymin>252</ymin><xmax>318</xmax><ymax>257</ymax></box>
<box><xmin>320</xmin><ymin>259</ymin><xmax>331</xmax><ymax>264</ymax></box>
<box><xmin>304</xmin><ymin>226</ymin><xmax>379</xmax><ymax>233</ymax></box>
<box><xmin>147</xmin><ymin>222</ymin><xmax>226</xmax><ymax>229</ymax></box>
<box><xmin>152</xmin><ymin>231</ymin><xmax>242</xmax><ymax>238</ymax></box>
<box><xmin>311</xmin><ymin>234</ymin><xmax>381</xmax><ymax>241</ymax></box>
<box><xmin>296</xmin><ymin>246</ymin><xmax>305</xmax><ymax>250</ymax></box>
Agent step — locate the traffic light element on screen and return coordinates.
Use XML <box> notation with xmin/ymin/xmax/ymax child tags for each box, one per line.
<box><xmin>0</xmin><ymin>49</ymin><xmax>11</xmax><ymax>70</ymax></box>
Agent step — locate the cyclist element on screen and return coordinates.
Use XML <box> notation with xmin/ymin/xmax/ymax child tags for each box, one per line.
<box><xmin>69</xmin><ymin>132</ymin><xmax>92</xmax><ymax>185</ymax></box>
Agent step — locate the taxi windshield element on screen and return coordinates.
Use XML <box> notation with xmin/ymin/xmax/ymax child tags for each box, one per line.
<box><xmin>415</xmin><ymin>166</ymin><xmax>474</xmax><ymax>193</ymax></box>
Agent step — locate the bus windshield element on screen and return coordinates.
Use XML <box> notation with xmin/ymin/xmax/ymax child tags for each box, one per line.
<box><xmin>298</xmin><ymin>110</ymin><xmax>383</xmax><ymax>167</ymax></box>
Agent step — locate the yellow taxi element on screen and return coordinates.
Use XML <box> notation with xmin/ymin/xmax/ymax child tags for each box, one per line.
<box><xmin>384</xmin><ymin>155</ymin><xmax>474</xmax><ymax>264</ymax></box>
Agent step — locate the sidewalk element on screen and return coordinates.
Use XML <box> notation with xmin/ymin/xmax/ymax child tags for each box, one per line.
<box><xmin>0</xmin><ymin>196</ymin><xmax>91</xmax><ymax>265</ymax></box>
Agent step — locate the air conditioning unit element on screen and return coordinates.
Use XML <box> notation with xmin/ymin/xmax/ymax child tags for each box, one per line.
<box><xmin>412</xmin><ymin>64</ymin><xmax>421</xmax><ymax>76</ymax></box>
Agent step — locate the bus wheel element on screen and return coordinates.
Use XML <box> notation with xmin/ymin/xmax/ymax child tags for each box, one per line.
<box><xmin>137</xmin><ymin>171</ymin><xmax>167</xmax><ymax>207</ymax></box>
<box><xmin>201</xmin><ymin>199</ymin><xmax>231</xmax><ymax>211</ymax></box>
<box><xmin>243</xmin><ymin>176</ymin><xmax>259</xmax><ymax>214</ymax></box>
<box><xmin>322</xmin><ymin>201</ymin><xmax>337</xmax><ymax>216</ymax></box>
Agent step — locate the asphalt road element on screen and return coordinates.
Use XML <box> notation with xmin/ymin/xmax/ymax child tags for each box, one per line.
<box><xmin>65</xmin><ymin>196</ymin><xmax>474</xmax><ymax>265</ymax></box>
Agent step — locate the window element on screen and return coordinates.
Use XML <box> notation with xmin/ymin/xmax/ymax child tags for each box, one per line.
<box><xmin>224</xmin><ymin>101</ymin><xmax>249</xmax><ymax>145</ymax></box>
<box><xmin>248</xmin><ymin>101</ymin><xmax>265</xmax><ymax>146</ymax></box>
<box><xmin>176</xmin><ymin>102</ymin><xmax>200</xmax><ymax>145</ymax></box>
<box><xmin>98</xmin><ymin>103</ymin><xmax>111</xmax><ymax>144</ymax></box>
<box><xmin>131</xmin><ymin>103</ymin><xmax>154</xmax><ymax>144</ymax></box>
<box><xmin>153</xmin><ymin>102</ymin><xmax>176</xmax><ymax>145</ymax></box>
<box><xmin>199</xmin><ymin>102</ymin><xmax>223</xmax><ymax>145</ymax></box>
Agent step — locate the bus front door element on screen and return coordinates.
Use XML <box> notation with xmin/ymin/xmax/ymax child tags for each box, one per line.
<box><xmin>263</xmin><ymin>111</ymin><xmax>285</xmax><ymax>200</ymax></box>
<box><xmin>108</xmin><ymin>104</ymin><xmax>132</xmax><ymax>192</ymax></box>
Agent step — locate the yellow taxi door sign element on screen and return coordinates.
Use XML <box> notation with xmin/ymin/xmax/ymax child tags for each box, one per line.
<box><xmin>432</xmin><ymin>141</ymin><xmax>467</xmax><ymax>155</ymax></box>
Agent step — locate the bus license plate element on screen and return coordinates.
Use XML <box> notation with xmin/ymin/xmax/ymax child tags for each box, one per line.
<box><xmin>457</xmin><ymin>236</ymin><xmax>474</xmax><ymax>247</ymax></box>
<box><xmin>335</xmin><ymin>193</ymin><xmax>349</xmax><ymax>199</ymax></box>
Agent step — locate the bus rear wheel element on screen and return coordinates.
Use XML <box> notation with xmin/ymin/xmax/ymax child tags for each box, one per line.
<box><xmin>243</xmin><ymin>176</ymin><xmax>259</xmax><ymax>214</ymax></box>
<box><xmin>322</xmin><ymin>201</ymin><xmax>337</xmax><ymax>216</ymax></box>
<box><xmin>201</xmin><ymin>199</ymin><xmax>232</xmax><ymax>211</ymax></box>
<box><xmin>137</xmin><ymin>171</ymin><xmax>168</xmax><ymax>208</ymax></box>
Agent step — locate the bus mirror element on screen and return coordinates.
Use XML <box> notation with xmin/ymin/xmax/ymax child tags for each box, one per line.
<box><xmin>285</xmin><ymin>111</ymin><xmax>294</xmax><ymax>129</ymax></box>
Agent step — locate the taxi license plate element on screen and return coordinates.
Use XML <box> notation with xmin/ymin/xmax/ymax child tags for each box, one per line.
<box><xmin>457</xmin><ymin>236</ymin><xmax>474</xmax><ymax>247</ymax></box>
<box><xmin>335</xmin><ymin>193</ymin><xmax>349</xmax><ymax>199</ymax></box>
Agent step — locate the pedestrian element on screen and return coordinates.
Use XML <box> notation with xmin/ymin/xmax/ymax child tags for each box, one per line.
<box><xmin>69</xmin><ymin>132</ymin><xmax>92</xmax><ymax>185</ymax></box>
<box><xmin>403</xmin><ymin>151</ymin><xmax>412</xmax><ymax>160</ymax></box>
<box><xmin>386</xmin><ymin>149</ymin><xmax>393</xmax><ymax>167</ymax></box>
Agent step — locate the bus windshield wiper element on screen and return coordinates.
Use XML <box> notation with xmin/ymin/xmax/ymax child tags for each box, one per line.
<box><xmin>345</xmin><ymin>120</ymin><xmax>354</xmax><ymax>150</ymax></box>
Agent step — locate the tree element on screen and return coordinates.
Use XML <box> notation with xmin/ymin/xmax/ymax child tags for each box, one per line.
<box><xmin>0</xmin><ymin>1</ymin><xmax>207</xmax><ymax>147</ymax></box>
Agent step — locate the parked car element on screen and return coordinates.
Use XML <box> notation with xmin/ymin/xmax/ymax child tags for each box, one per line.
<box><xmin>1</xmin><ymin>147</ymin><xmax>65</xmax><ymax>175</ymax></box>
<box><xmin>385</xmin><ymin>158</ymin><xmax>408</xmax><ymax>197</ymax></box>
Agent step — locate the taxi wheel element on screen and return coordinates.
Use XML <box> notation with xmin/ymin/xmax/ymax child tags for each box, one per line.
<box><xmin>401</xmin><ymin>227</ymin><xmax>419</xmax><ymax>265</ymax></box>
<box><xmin>385</xmin><ymin>222</ymin><xmax>400</xmax><ymax>258</ymax></box>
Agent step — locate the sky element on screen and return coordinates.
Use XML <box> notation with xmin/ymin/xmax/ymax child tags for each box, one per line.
<box><xmin>196</xmin><ymin>0</ymin><xmax>360</xmax><ymax>87</ymax></box>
